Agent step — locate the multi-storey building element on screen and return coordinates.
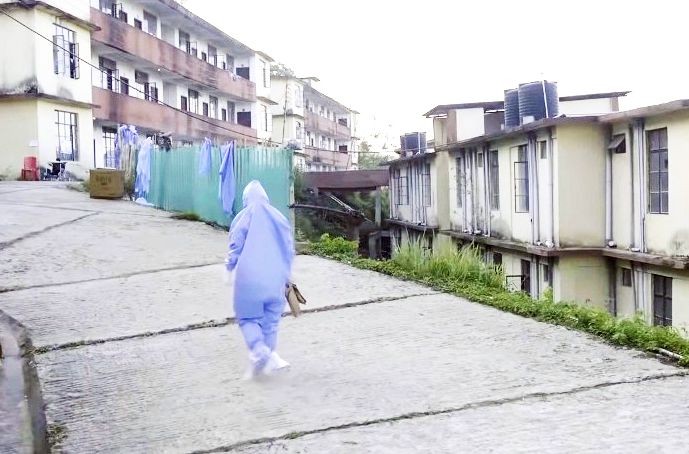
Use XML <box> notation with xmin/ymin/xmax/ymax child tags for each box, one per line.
<box><xmin>0</xmin><ymin>0</ymin><xmax>276</xmax><ymax>177</ymax></box>
<box><xmin>389</xmin><ymin>88</ymin><xmax>689</xmax><ymax>333</ymax></box>
<box><xmin>271</xmin><ymin>74</ymin><xmax>358</xmax><ymax>171</ymax></box>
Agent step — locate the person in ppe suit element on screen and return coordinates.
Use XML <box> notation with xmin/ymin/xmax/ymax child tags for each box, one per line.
<box><xmin>225</xmin><ymin>180</ymin><xmax>294</xmax><ymax>378</ymax></box>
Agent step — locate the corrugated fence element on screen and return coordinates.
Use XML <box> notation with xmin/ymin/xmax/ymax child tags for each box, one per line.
<box><xmin>147</xmin><ymin>146</ymin><xmax>293</xmax><ymax>227</ymax></box>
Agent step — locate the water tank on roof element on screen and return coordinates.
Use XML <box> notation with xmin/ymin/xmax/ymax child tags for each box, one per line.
<box><xmin>504</xmin><ymin>89</ymin><xmax>520</xmax><ymax>128</ymax></box>
<box><xmin>400</xmin><ymin>132</ymin><xmax>426</xmax><ymax>155</ymax></box>
<box><xmin>518</xmin><ymin>81</ymin><xmax>559</xmax><ymax>124</ymax></box>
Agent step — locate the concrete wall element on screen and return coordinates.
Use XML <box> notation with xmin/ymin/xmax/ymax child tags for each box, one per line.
<box><xmin>556</xmin><ymin>123</ymin><xmax>607</xmax><ymax>247</ymax></box>
<box><xmin>559</xmin><ymin>98</ymin><xmax>617</xmax><ymax>116</ymax></box>
<box><xmin>36</xmin><ymin>99</ymin><xmax>95</xmax><ymax>169</ymax></box>
<box><xmin>553</xmin><ymin>255</ymin><xmax>609</xmax><ymax>309</ymax></box>
<box><xmin>389</xmin><ymin>156</ymin><xmax>438</xmax><ymax>227</ymax></box>
<box><xmin>0</xmin><ymin>100</ymin><xmax>38</xmax><ymax>179</ymax></box>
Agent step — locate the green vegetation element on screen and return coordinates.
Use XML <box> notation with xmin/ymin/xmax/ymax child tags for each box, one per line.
<box><xmin>171</xmin><ymin>212</ymin><xmax>202</xmax><ymax>222</ymax></box>
<box><xmin>306</xmin><ymin>235</ymin><xmax>689</xmax><ymax>366</ymax></box>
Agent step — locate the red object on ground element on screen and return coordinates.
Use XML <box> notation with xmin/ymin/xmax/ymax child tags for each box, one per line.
<box><xmin>21</xmin><ymin>156</ymin><xmax>39</xmax><ymax>181</ymax></box>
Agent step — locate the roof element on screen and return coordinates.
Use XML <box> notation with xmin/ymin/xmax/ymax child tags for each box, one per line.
<box><xmin>424</xmin><ymin>91</ymin><xmax>631</xmax><ymax>118</ymax></box>
<box><xmin>559</xmin><ymin>91</ymin><xmax>631</xmax><ymax>102</ymax></box>
<box><xmin>155</xmin><ymin>0</ymin><xmax>255</xmax><ymax>55</ymax></box>
<box><xmin>436</xmin><ymin>116</ymin><xmax>599</xmax><ymax>151</ymax></box>
<box><xmin>423</xmin><ymin>101</ymin><xmax>504</xmax><ymax>117</ymax></box>
<box><xmin>303</xmin><ymin>84</ymin><xmax>354</xmax><ymax>114</ymax></box>
<box><xmin>255</xmin><ymin>51</ymin><xmax>275</xmax><ymax>62</ymax></box>
<box><xmin>387</xmin><ymin>151</ymin><xmax>437</xmax><ymax>165</ymax></box>
<box><xmin>599</xmin><ymin>99</ymin><xmax>689</xmax><ymax>123</ymax></box>
<box><xmin>6</xmin><ymin>1</ymin><xmax>101</xmax><ymax>31</ymax></box>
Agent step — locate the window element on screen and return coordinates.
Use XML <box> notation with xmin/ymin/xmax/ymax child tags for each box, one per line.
<box><xmin>180</xmin><ymin>96</ymin><xmax>188</xmax><ymax>111</ymax></box>
<box><xmin>188</xmin><ymin>89</ymin><xmax>199</xmax><ymax>114</ymax></box>
<box><xmin>422</xmin><ymin>163</ymin><xmax>432</xmax><ymax>207</ymax></box>
<box><xmin>653</xmin><ymin>275</ymin><xmax>672</xmax><ymax>326</ymax></box>
<box><xmin>237</xmin><ymin>67</ymin><xmax>250</xmax><ymax>80</ymax></box>
<box><xmin>143</xmin><ymin>11</ymin><xmax>157</xmax><ymax>35</ymax></box>
<box><xmin>221</xmin><ymin>108</ymin><xmax>227</xmax><ymax>122</ymax></box>
<box><xmin>228</xmin><ymin>102</ymin><xmax>236</xmax><ymax>123</ymax></box>
<box><xmin>103</xmin><ymin>127</ymin><xmax>117</xmax><ymax>168</ymax></box>
<box><xmin>542</xmin><ymin>264</ymin><xmax>551</xmax><ymax>283</ymax></box>
<box><xmin>201</xmin><ymin>52</ymin><xmax>207</xmax><ymax>62</ymax></box>
<box><xmin>456</xmin><ymin>156</ymin><xmax>465</xmax><ymax>208</ymax></box>
<box><xmin>477</xmin><ymin>152</ymin><xmax>484</xmax><ymax>167</ymax></box>
<box><xmin>493</xmin><ymin>252</ymin><xmax>502</xmax><ymax>267</ymax></box>
<box><xmin>262</xmin><ymin>60</ymin><xmax>270</xmax><ymax>88</ymax></box>
<box><xmin>514</xmin><ymin>145</ymin><xmax>529</xmax><ymax>213</ymax></box>
<box><xmin>209</xmin><ymin>96</ymin><xmax>218</xmax><ymax>119</ymax></box>
<box><xmin>648</xmin><ymin>128</ymin><xmax>669</xmax><ymax>214</ymax></box>
<box><xmin>208</xmin><ymin>45</ymin><xmax>217</xmax><ymax>66</ymax></box>
<box><xmin>621</xmin><ymin>268</ymin><xmax>632</xmax><ymax>287</ymax></box>
<box><xmin>53</xmin><ymin>24</ymin><xmax>79</xmax><ymax>79</ymax></box>
<box><xmin>539</xmin><ymin>141</ymin><xmax>547</xmax><ymax>159</ymax></box>
<box><xmin>179</xmin><ymin>30</ymin><xmax>191</xmax><ymax>53</ymax></box>
<box><xmin>489</xmin><ymin>150</ymin><xmax>499</xmax><ymax>210</ymax></box>
<box><xmin>237</xmin><ymin>111</ymin><xmax>251</xmax><ymax>128</ymax></box>
<box><xmin>98</xmin><ymin>57</ymin><xmax>117</xmax><ymax>91</ymax></box>
<box><xmin>120</xmin><ymin>77</ymin><xmax>129</xmax><ymax>95</ymax></box>
<box><xmin>294</xmin><ymin>86</ymin><xmax>303</xmax><ymax>107</ymax></box>
<box><xmin>56</xmin><ymin>110</ymin><xmax>78</xmax><ymax>161</ymax></box>
<box><xmin>263</xmin><ymin>105</ymin><xmax>269</xmax><ymax>132</ymax></box>
<box><xmin>394</xmin><ymin>168</ymin><xmax>409</xmax><ymax>205</ymax></box>
<box><xmin>134</xmin><ymin>19</ymin><xmax>142</xmax><ymax>30</ymax></box>
<box><xmin>608</xmin><ymin>134</ymin><xmax>626</xmax><ymax>154</ymax></box>
<box><xmin>521</xmin><ymin>259</ymin><xmax>531</xmax><ymax>293</ymax></box>
<box><xmin>202</xmin><ymin>102</ymin><xmax>209</xmax><ymax>117</ymax></box>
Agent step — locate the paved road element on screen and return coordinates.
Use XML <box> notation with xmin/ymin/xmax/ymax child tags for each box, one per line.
<box><xmin>1</xmin><ymin>182</ymin><xmax>688</xmax><ymax>453</ymax></box>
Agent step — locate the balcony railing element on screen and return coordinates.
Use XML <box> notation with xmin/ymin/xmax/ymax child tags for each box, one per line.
<box><xmin>93</xmin><ymin>87</ymin><xmax>257</xmax><ymax>143</ymax></box>
<box><xmin>305</xmin><ymin>112</ymin><xmax>352</xmax><ymax>140</ymax></box>
<box><xmin>91</xmin><ymin>8</ymin><xmax>255</xmax><ymax>102</ymax></box>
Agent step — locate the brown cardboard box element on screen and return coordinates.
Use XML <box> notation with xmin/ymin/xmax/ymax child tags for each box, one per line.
<box><xmin>89</xmin><ymin>169</ymin><xmax>125</xmax><ymax>199</ymax></box>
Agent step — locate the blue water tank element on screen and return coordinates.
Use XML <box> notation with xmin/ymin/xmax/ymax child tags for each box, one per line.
<box><xmin>504</xmin><ymin>89</ymin><xmax>520</xmax><ymax>128</ymax></box>
<box><xmin>518</xmin><ymin>81</ymin><xmax>559</xmax><ymax>124</ymax></box>
<box><xmin>400</xmin><ymin>132</ymin><xmax>426</xmax><ymax>154</ymax></box>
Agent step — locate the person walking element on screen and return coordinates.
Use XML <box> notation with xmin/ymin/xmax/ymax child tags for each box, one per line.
<box><xmin>225</xmin><ymin>180</ymin><xmax>294</xmax><ymax>378</ymax></box>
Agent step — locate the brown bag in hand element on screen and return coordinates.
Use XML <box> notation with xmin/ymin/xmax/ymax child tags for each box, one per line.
<box><xmin>286</xmin><ymin>282</ymin><xmax>307</xmax><ymax>317</ymax></box>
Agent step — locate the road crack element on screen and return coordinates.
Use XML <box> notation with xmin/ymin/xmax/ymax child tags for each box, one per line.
<box><xmin>191</xmin><ymin>371</ymin><xmax>689</xmax><ymax>453</ymax></box>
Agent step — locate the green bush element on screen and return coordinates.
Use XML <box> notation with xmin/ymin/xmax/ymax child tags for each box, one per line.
<box><xmin>307</xmin><ymin>235</ymin><xmax>689</xmax><ymax>366</ymax></box>
<box><xmin>308</xmin><ymin>233</ymin><xmax>358</xmax><ymax>258</ymax></box>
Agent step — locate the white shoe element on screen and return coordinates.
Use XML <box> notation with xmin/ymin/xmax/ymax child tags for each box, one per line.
<box><xmin>262</xmin><ymin>352</ymin><xmax>290</xmax><ymax>375</ymax></box>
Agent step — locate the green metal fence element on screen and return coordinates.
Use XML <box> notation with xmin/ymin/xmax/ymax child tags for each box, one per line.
<box><xmin>147</xmin><ymin>146</ymin><xmax>293</xmax><ymax>227</ymax></box>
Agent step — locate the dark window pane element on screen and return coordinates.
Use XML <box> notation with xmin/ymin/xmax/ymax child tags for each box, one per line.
<box><xmin>650</xmin><ymin>152</ymin><xmax>660</xmax><ymax>171</ymax></box>
<box><xmin>649</xmin><ymin>173</ymin><xmax>660</xmax><ymax>191</ymax></box>
<box><xmin>653</xmin><ymin>275</ymin><xmax>664</xmax><ymax>294</ymax></box>
<box><xmin>649</xmin><ymin>131</ymin><xmax>660</xmax><ymax>150</ymax></box>
<box><xmin>661</xmin><ymin>193</ymin><xmax>669</xmax><ymax>213</ymax></box>
<box><xmin>660</xmin><ymin>172</ymin><xmax>669</xmax><ymax>191</ymax></box>
<box><xmin>650</xmin><ymin>193</ymin><xmax>660</xmax><ymax>213</ymax></box>
<box><xmin>659</xmin><ymin>129</ymin><xmax>668</xmax><ymax>148</ymax></box>
<box><xmin>661</xmin><ymin>151</ymin><xmax>669</xmax><ymax>171</ymax></box>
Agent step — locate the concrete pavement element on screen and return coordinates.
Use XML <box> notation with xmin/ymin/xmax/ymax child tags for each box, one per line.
<box><xmin>1</xmin><ymin>181</ymin><xmax>688</xmax><ymax>453</ymax></box>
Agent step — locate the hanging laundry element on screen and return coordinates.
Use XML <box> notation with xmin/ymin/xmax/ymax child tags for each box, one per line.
<box><xmin>198</xmin><ymin>137</ymin><xmax>212</xmax><ymax>176</ymax></box>
<box><xmin>135</xmin><ymin>137</ymin><xmax>153</xmax><ymax>200</ymax></box>
<box><xmin>114</xmin><ymin>125</ymin><xmax>139</xmax><ymax>169</ymax></box>
<box><xmin>218</xmin><ymin>141</ymin><xmax>236</xmax><ymax>215</ymax></box>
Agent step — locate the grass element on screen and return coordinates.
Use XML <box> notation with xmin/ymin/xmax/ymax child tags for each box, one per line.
<box><xmin>306</xmin><ymin>234</ymin><xmax>689</xmax><ymax>367</ymax></box>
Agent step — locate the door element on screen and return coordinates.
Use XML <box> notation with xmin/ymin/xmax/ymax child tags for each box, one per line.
<box><xmin>521</xmin><ymin>259</ymin><xmax>531</xmax><ymax>294</ymax></box>
<box><xmin>237</xmin><ymin>111</ymin><xmax>251</xmax><ymax>128</ymax></box>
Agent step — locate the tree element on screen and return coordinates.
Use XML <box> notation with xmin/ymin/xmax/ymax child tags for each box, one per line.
<box><xmin>356</xmin><ymin>140</ymin><xmax>394</xmax><ymax>170</ymax></box>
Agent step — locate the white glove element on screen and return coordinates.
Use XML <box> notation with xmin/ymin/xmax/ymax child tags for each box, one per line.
<box><xmin>222</xmin><ymin>267</ymin><xmax>234</xmax><ymax>286</ymax></box>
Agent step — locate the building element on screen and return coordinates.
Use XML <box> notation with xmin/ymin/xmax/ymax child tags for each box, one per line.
<box><xmin>0</xmin><ymin>0</ymin><xmax>97</xmax><ymax>178</ymax></box>
<box><xmin>390</xmin><ymin>88</ymin><xmax>689</xmax><ymax>333</ymax></box>
<box><xmin>0</xmin><ymin>0</ymin><xmax>277</xmax><ymax>178</ymax></box>
<box><xmin>271</xmin><ymin>73</ymin><xmax>358</xmax><ymax>172</ymax></box>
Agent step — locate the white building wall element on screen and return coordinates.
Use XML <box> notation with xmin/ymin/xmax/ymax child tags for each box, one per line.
<box><xmin>559</xmin><ymin>98</ymin><xmax>616</xmax><ymax>116</ymax></box>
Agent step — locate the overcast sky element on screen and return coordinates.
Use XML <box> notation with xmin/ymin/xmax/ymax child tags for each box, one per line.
<box><xmin>185</xmin><ymin>0</ymin><xmax>689</xmax><ymax>150</ymax></box>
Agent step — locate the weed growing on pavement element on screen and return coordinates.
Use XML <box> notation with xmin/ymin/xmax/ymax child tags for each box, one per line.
<box><xmin>305</xmin><ymin>237</ymin><xmax>689</xmax><ymax>366</ymax></box>
<box><xmin>171</xmin><ymin>212</ymin><xmax>202</xmax><ymax>222</ymax></box>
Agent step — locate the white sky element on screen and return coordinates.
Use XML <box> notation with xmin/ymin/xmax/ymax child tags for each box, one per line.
<box><xmin>185</xmin><ymin>0</ymin><xmax>689</xmax><ymax>149</ymax></box>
